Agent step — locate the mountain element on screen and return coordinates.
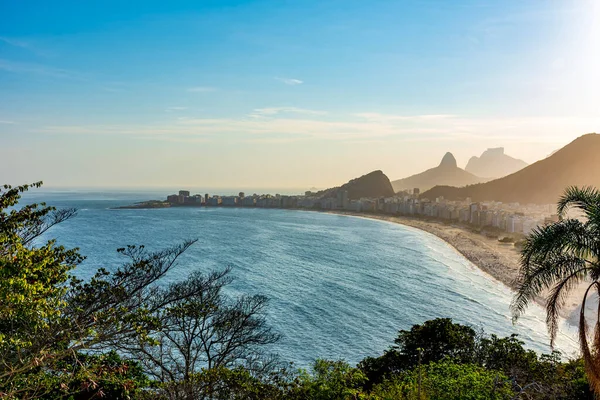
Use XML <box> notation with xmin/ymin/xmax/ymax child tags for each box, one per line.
<box><xmin>465</xmin><ymin>147</ymin><xmax>528</xmax><ymax>178</ymax></box>
<box><xmin>420</xmin><ymin>133</ymin><xmax>600</xmax><ymax>204</ymax></box>
<box><xmin>391</xmin><ymin>152</ymin><xmax>485</xmax><ymax>193</ymax></box>
<box><xmin>317</xmin><ymin>170</ymin><xmax>395</xmax><ymax>199</ymax></box>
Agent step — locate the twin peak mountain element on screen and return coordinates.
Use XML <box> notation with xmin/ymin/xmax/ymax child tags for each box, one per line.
<box><xmin>321</xmin><ymin>133</ymin><xmax>600</xmax><ymax>205</ymax></box>
<box><xmin>319</xmin><ymin>147</ymin><xmax>527</xmax><ymax>201</ymax></box>
<box><xmin>391</xmin><ymin>147</ymin><xmax>527</xmax><ymax>193</ymax></box>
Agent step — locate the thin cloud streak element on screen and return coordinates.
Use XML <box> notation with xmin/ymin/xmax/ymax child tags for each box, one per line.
<box><xmin>0</xmin><ymin>36</ymin><xmax>30</xmax><ymax>49</ymax></box>
<box><xmin>187</xmin><ymin>86</ymin><xmax>216</xmax><ymax>92</ymax></box>
<box><xmin>355</xmin><ymin>113</ymin><xmax>457</xmax><ymax>121</ymax></box>
<box><xmin>37</xmin><ymin>111</ymin><xmax>599</xmax><ymax>146</ymax></box>
<box><xmin>275</xmin><ymin>77</ymin><xmax>303</xmax><ymax>85</ymax></box>
<box><xmin>249</xmin><ymin>107</ymin><xmax>327</xmax><ymax>118</ymax></box>
<box><xmin>0</xmin><ymin>36</ymin><xmax>53</xmax><ymax>57</ymax></box>
<box><xmin>0</xmin><ymin>59</ymin><xmax>86</xmax><ymax>80</ymax></box>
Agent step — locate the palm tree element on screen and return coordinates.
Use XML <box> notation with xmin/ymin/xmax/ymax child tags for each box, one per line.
<box><xmin>511</xmin><ymin>186</ymin><xmax>600</xmax><ymax>393</ymax></box>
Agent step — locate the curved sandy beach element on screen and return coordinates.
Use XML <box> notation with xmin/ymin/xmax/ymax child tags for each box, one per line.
<box><xmin>327</xmin><ymin>211</ymin><xmax>586</xmax><ymax>324</ymax></box>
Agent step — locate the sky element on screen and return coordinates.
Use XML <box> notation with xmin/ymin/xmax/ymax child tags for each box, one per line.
<box><xmin>0</xmin><ymin>0</ymin><xmax>599</xmax><ymax>190</ymax></box>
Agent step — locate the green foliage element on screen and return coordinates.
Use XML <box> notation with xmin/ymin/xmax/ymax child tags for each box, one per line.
<box><xmin>39</xmin><ymin>351</ymin><xmax>148</xmax><ymax>399</ymax></box>
<box><xmin>359</xmin><ymin>318</ymin><xmax>476</xmax><ymax>387</ymax></box>
<box><xmin>0</xmin><ymin>183</ymin><xmax>82</xmax><ymax>391</ymax></box>
<box><xmin>372</xmin><ymin>361</ymin><xmax>513</xmax><ymax>400</ymax></box>
<box><xmin>360</xmin><ymin>319</ymin><xmax>592</xmax><ymax>400</ymax></box>
<box><xmin>154</xmin><ymin>366</ymin><xmax>287</xmax><ymax>400</ymax></box>
<box><xmin>393</xmin><ymin>318</ymin><xmax>477</xmax><ymax>366</ymax></box>
<box><xmin>477</xmin><ymin>334</ymin><xmax>538</xmax><ymax>384</ymax></box>
<box><xmin>292</xmin><ymin>359</ymin><xmax>368</xmax><ymax>400</ymax></box>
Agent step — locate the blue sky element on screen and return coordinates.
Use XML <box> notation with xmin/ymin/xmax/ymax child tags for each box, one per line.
<box><xmin>1</xmin><ymin>0</ymin><xmax>598</xmax><ymax>188</ymax></box>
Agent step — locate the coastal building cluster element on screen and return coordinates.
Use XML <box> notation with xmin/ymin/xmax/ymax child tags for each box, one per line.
<box><xmin>167</xmin><ymin>189</ymin><xmax>557</xmax><ymax>236</ymax></box>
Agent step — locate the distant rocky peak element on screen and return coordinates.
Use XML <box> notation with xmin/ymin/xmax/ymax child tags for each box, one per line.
<box><xmin>481</xmin><ymin>147</ymin><xmax>505</xmax><ymax>157</ymax></box>
<box><xmin>465</xmin><ymin>146</ymin><xmax>528</xmax><ymax>179</ymax></box>
<box><xmin>439</xmin><ymin>152</ymin><xmax>457</xmax><ymax>168</ymax></box>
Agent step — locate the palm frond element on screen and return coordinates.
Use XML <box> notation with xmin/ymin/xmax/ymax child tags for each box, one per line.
<box><xmin>557</xmin><ymin>186</ymin><xmax>600</xmax><ymax>219</ymax></box>
<box><xmin>521</xmin><ymin>218</ymin><xmax>592</xmax><ymax>270</ymax></box>
<box><xmin>512</xmin><ymin>254</ymin><xmax>590</xmax><ymax>321</ymax></box>
<box><xmin>545</xmin><ymin>267</ymin><xmax>588</xmax><ymax>347</ymax></box>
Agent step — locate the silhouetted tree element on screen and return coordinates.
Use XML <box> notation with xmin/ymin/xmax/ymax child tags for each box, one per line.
<box><xmin>359</xmin><ymin>318</ymin><xmax>476</xmax><ymax>387</ymax></box>
<box><xmin>116</xmin><ymin>268</ymin><xmax>279</xmax><ymax>399</ymax></box>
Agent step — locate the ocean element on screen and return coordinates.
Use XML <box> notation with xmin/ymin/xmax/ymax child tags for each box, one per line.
<box><xmin>21</xmin><ymin>189</ymin><xmax>579</xmax><ymax>366</ymax></box>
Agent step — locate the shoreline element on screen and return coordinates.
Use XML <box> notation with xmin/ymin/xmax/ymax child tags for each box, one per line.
<box><xmin>324</xmin><ymin>210</ymin><xmax>585</xmax><ymax>323</ymax></box>
<box><xmin>326</xmin><ymin>211</ymin><xmax>522</xmax><ymax>290</ymax></box>
<box><xmin>114</xmin><ymin>203</ymin><xmax>585</xmax><ymax>323</ymax></box>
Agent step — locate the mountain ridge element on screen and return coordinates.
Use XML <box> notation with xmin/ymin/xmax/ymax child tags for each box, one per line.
<box><xmin>420</xmin><ymin>133</ymin><xmax>600</xmax><ymax>204</ymax></box>
<box><xmin>391</xmin><ymin>152</ymin><xmax>485</xmax><ymax>193</ymax></box>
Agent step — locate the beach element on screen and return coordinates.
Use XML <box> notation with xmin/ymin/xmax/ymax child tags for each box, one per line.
<box><xmin>328</xmin><ymin>211</ymin><xmax>586</xmax><ymax>323</ymax></box>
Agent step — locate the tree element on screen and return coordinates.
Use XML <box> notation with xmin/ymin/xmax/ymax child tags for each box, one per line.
<box><xmin>371</xmin><ymin>361</ymin><xmax>513</xmax><ymax>400</ymax></box>
<box><xmin>292</xmin><ymin>360</ymin><xmax>367</xmax><ymax>400</ymax></box>
<box><xmin>511</xmin><ymin>186</ymin><xmax>600</xmax><ymax>393</ymax></box>
<box><xmin>116</xmin><ymin>268</ymin><xmax>280</xmax><ymax>399</ymax></box>
<box><xmin>1</xmin><ymin>182</ymin><xmax>281</xmax><ymax>399</ymax></box>
<box><xmin>37</xmin><ymin>351</ymin><xmax>149</xmax><ymax>400</ymax></box>
<box><xmin>154</xmin><ymin>365</ymin><xmax>294</xmax><ymax>400</ymax></box>
<box><xmin>394</xmin><ymin>318</ymin><xmax>477</xmax><ymax>366</ymax></box>
<box><xmin>0</xmin><ymin>182</ymin><xmax>82</xmax><ymax>395</ymax></box>
<box><xmin>359</xmin><ymin>318</ymin><xmax>477</xmax><ymax>387</ymax></box>
<box><xmin>477</xmin><ymin>334</ymin><xmax>538</xmax><ymax>388</ymax></box>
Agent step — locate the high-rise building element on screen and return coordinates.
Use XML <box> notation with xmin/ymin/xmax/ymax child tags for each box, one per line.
<box><xmin>167</xmin><ymin>194</ymin><xmax>179</xmax><ymax>203</ymax></box>
<box><xmin>413</xmin><ymin>188</ymin><xmax>420</xmax><ymax>196</ymax></box>
<box><xmin>337</xmin><ymin>190</ymin><xmax>349</xmax><ymax>209</ymax></box>
<box><xmin>179</xmin><ymin>190</ymin><xmax>190</xmax><ymax>197</ymax></box>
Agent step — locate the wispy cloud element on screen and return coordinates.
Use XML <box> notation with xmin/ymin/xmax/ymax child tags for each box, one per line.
<box><xmin>0</xmin><ymin>120</ymin><xmax>16</xmax><ymax>124</ymax></box>
<box><xmin>354</xmin><ymin>113</ymin><xmax>457</xmax><ymax>121</ymax></box>
<box><xmin>275</xmin><ymin>77</ymin><xmax>303</xmax><ymax>85</ymax></box>
<box><xmin>187</xmin><ymin>86</ymin><xmax>216</xmax><ymax>92</ymax></box>
<box><xmin>0</xmin><ymin>36</ymin><xmax>54</xmax><ymax>57</ymax></box>
<box><xmin>165</xmin><ymin>106</ymin><xmax>189</xmax><ymax>112</ymax></box>
<box><xmin>0</xmin><ymin>59</ymin><xmax>85</xmax><ymax>80</ymax></box>
<box><xmin>102</xmin><ymin>86</ymin><xmax>126</xmax><ymax>93</ymax></box>
<box><xmin>0</xmin><ymin>36</ymin><xmax>30</xmax><ymax>49</ymax></box>
<box><xmin>249</xmin><ymin>107</ymin><xmax>327</xmax><ymax>118</ymax></box>
<box><xmin>37</xmin><ymin>111</ymin><xmax>599</xmax><ymax>147</ymax></box>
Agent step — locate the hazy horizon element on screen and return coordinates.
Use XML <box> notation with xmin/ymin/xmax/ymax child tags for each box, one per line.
<box><xmin>1</xmin><ymin>0</ymin><xmax>599</xmax><ymax>188</ymax></box>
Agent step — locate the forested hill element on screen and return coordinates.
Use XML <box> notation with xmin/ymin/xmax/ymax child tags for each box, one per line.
<box><xmin>421</xmin><ymin>133</ymin><xmax>600</xmax><ymax>204</ymax></box>
<box><xmin>317</xmin><ymin>170</ymin><xmax>395</xmax><ymax>200</ymax></box>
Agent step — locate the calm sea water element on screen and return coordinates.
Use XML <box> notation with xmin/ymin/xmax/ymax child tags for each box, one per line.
<box><xmin>23</xmin><ymin>190</ymin><xmax>579</xmax><ymax>366</ymax></box>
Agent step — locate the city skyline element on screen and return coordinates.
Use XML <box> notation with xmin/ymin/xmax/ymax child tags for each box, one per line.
<box><xmin>1</xmin><ymin>0</ymin><xmax>599</xmax><ymax>188</ymax></box>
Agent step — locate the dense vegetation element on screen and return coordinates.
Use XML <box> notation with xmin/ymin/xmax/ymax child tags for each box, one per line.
<box><xmin>0</xmin><ymin>183</ymin><xmax>594</xmax><ymax>399</ymax></box>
